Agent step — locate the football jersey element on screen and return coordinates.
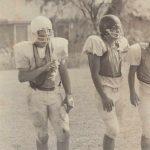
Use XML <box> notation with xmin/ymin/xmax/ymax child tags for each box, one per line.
<box><xmin>14</xmin><ymin>37</ymin><xmax>68</xmax><ymax>88</ymax></box>
<box><xmin>83</xmin><ymin>35</ymin><xmax>129</xmax><ymax>88</ymax></box>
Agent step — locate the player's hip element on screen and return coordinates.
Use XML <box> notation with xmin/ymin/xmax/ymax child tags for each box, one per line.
<box><xmin>27</xmin><ymin>86</ymin><xmax>62</xmax><ymax>106</ymax></box>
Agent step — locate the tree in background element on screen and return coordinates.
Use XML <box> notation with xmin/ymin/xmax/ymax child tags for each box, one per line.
<box><xmin>70</xmin><ymin>0</ymin><xmax>111</xmax><ymax>33</ymax></box>
<box><xmin>26</xmin><ymin>0</ymin><xmax>123</xmax><ymax>33</ymax></box>
<box><xmin>25</xmin><ymin>0</ymin><xmax>66</xmax><ymax>14</ymax></box>
<box><xmin>70</xmin><ymin>0</ymin><xmax>123</xmax><ymax>33</ymax></box>
<box><xmin>106</xmin><ymin>0</ymin><xmax>123</xmax><ymax>16</ymax></box>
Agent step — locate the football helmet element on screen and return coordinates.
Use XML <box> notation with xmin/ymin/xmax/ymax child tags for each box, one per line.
<box><xmin>99</xmin><ymin>15</ymin><xmax>123</xmax><ymax>39</ymax></box>
<box><xmin>30</xmin><ymin>16</ymin><xmax>54</xmax><ymax>43</ymax></box>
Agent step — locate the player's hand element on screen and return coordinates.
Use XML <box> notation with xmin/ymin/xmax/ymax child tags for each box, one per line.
<box><xmin>130</xmin><ymin>92</ymin><xmax>139</xmax><ymax>107</ymax></box>
<box><xmin>50</xmin><ymin>60</ymin><xmax>58</xmax><ymax>69</ymax></box>
<box><xmin>63</xmin><ymin>94</ymin><xmax>74</xmax><ymax>113</ymax></box>
<box><xmin>102</xmin><ymin>96</ymin><xmax>114</xmax><ymax>112</ymax></box>
<box><xmin>43</xmin><ymin>61</ymin><xmax>51</xmax><ymax>71</ymax></box>
<box><xmin>43</xmin><ymin>60</ymin><xmax>57</xmax><ymax>72</ymax></box>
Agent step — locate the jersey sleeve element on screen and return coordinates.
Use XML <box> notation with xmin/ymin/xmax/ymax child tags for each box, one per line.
<box><xmin>117</xmin><ymin>37</ymin><xmax>129</xmax><ymax>53</ymax></box>
<box><xmin>51</xmin><ymin>37</ymin><xmax>68</xmax><ymax>64</ymax></box>
<box><xmin>14</xmin><ymin>42</ymin><xmax>30</xmax><ymax>69</ymax></box>
<box><xmin>128</xmin><ymin>43</ymin><xmax>141</xmax><ymax>66</ymax></box>
<box><xmin>82</xmin><ymin>35</ymin><xmax>107</xmax><ymax>56</ymax></box>
<box><xmin>60</xmin><ymin>39</ymin><xmax>68</xmax><ymax>62</ymax></box>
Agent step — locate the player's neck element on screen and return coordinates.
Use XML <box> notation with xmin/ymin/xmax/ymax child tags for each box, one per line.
<box><xmin>105</xmin><ymin>38</ymin><xmax>116</xmax><ymax>46</ymax></box>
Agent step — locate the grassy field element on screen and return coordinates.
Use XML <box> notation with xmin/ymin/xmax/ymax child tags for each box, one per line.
<box><xmin>0</xmin><ymin>67</ymin><xmax>141</xmax><ymax>150</ymax></box>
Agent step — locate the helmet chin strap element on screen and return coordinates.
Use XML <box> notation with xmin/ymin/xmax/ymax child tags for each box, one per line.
<box><xmin>37</xmin><ymin>36</ymin><xmax>51</xmax><ymax>43</ymax></box>
<box><xmin>34</xmin><ymin>36</ymin><xmax>50</xmax><ymax>48</ymax></box>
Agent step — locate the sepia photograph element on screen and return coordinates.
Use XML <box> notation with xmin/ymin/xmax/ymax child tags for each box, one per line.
<box><xmin>0</xmin><ymin>0</ymin><xmax>150</xmax><ymax>150</ymax></box>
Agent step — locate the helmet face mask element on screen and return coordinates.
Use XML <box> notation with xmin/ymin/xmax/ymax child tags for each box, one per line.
<box><xmin>36</xmin><ymin>28</ymin><xmax>54</xmax><ymax>43</ymax></box>
<box><xmin>105</xmin><ymin>24</ymin><xmax>123</xmax><ymax>39</ymax></box>
<box><xmin>99</xmin><ymin>15</ymin><xmax>123</xmax><ymax>40</ymax></box>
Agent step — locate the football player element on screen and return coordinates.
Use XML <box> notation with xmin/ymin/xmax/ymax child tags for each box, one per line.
<box><xmin>83</xmin><ymin>15</ymin><xmax>129</xmax><ymax>150</ymax></box>
<box><xmin>128</xmin><ymin>42</ymin><xmax>150</xmax><ymax>150</ymax></box>
<box><xmin>14</xmin><ymin>16</ymin><xmax>74</xmax><ymax>150</ymax></box>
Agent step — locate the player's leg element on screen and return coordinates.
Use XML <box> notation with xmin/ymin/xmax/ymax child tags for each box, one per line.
<box><xmin>138</xmin><ymin>83</ymin><xmax>150</xmax><ymax>150</ymax></box>
<box><xmin>103</xmin><ymin>116</ymin><xmax>119</xmax><ymax>150</ymax></box>
<box><xmin>28</xmin><ymin>90</ymin><xmax>49</xmax><ymax>150</ymax></box>
<box><xmin>48</xmin><ymin>100</ymin><xmax>70</xmax><ymax>150</ymax></box>
<box><xmin>103</xmin><ymin>135</ymin><xmax>115</xmax><ymax>150</ymax></box>
<box><xmin>98</xmin><ymin>86</ymin><xmax>120</xmax><ymax>150</ymax></box>
<box><xmin>139</xmin><ymin>92</ymin><xmax>150</xmax><ymax>150</ymax></box>
<box><xmin>141</xmin><ymin>136</ymin><xmax>150</xmax><ymax>150</ymax></box>
<box><xmin>34</xmin><ymin>109</ymin><xmax>49</xmax><ymax>150</ymax></box>
<box><xmin>115</xmin><ymin>89</ymin><xmax>126</xmax><ymax>124</ymax></box>
<box><xmin>98</xmin><ymin>87</ymin><xmax>119</xmax><ymax>150</ymax></box>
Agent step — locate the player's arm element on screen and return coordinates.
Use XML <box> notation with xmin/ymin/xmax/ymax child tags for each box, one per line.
<box><xmin>18</xmin><ymin>62</ymin><xmax>51</xmax><ymax>82</ymax></box>
<box><xmin>59</xmin><ymin>60</ymin><xmax>74</xmax><ymax>112</ymax></box>
<box><xmin>14</xmin><ymin>43</ymin><xmax>52</xmax><ymax>82</ymax></box>
<box><xmin>128</xmin><ymin>65</ymin><xmax>139</xmax><ymax>107</ymax></box>
<box><xmin>59</xmin><ymin>60</ymin><xmax>71</xmax><ymax>95</ymax></box>
<box><xmin>88</xmin><ymin>53</ymin><xmax>114</xmax><ymax>112</ymax></box>
<box><xmin>128</xmin><ymin>44</ymin><xmax>141</xmax><ymax>107</ymax></box>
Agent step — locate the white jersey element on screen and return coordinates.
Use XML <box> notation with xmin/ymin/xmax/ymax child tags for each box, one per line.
<box><xmin>14</xmin><ymin>37</ymin><xmax>68</xmax><ymax>86</ymax></box>
<box><xmin>83</xmin><ymin>35</ymin><xmax>129</xmax><ymax>88</ymax></box>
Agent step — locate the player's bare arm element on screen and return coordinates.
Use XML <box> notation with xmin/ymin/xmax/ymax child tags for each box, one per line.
<box><xmin>128</xmin><ymin>65</ymin><xmax>139</xmax><ymax>107</ymax></box>
<box><xmin>88</xmin><ymin>53</ymin><xmax>114</xmax><ymax>112</ymax></box>
<box><xmin>59</xmin><ymin>60</ymin><xmax>74</xmax><ymax>113</ymax></box>
<box><xmin>18</xmin><ymin>61</ymin><xmax>52</xmax><ymax>82</ymax></box>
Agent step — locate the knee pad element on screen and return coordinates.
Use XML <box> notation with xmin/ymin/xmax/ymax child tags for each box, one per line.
<box><xmin>37</xmin><ymin>132</ymin><xmax>49</xmax><ymax>144</ymax></box>
<box><xmin>57</xmin><ymin>128</ymin><xmax>70</xmax><ymax>142</ymax></box>
<box><xmin>105</xmin><ymin>119</ymin><xmax>120</xmax><ymax>139</ymax></box>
